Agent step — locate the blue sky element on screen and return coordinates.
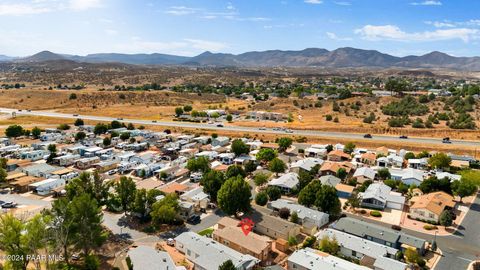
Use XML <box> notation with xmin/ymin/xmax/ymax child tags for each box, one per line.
<box><xmin>1</xmin><ymin>0</ymin><xmax>480</xmax><ymax>57</ymax></box>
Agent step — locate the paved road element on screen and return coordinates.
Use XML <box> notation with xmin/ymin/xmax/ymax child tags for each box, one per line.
<box><xmin>2</xmin><ymin>107</ymin><xmax>479</xmax><ymax>147</ymax></box>
<box><xmin>349</xmin><ymin>193</ymin><xmax>480</xmax><ymax>270</ymax></box>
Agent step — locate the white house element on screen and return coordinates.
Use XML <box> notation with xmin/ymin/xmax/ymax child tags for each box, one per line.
<box><xmin>268</xmin><ymin>172</ymin><xmax>299</xmax><ymax>193</ymax></box>
<box><xmin>29</xmin><ymin>178</ymin><xmax>65</xmax><ymax>195</ymax></box>
<box><xmin>360</xmin><ymin>183</ymin><xmax>406</xmax><ymax>210</ymax></box>
<box><xmin>352</xmin><ymin>167</ymin><xmax>376</xmax><ymax>183</ymax></box>
<box><xmin>270</xmin><ymin>199</ymin><xmax>329</xmax><ymax>229</ymax></box>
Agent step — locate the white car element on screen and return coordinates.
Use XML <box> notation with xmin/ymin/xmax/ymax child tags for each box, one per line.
<box><xmin>166</xmin><ymin>238</ymin><xmax>175</xmax><ymax>246</ymax></box>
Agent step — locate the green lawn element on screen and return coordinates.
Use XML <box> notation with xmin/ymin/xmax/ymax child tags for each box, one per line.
<box><xmin>198</xmin><ymin>227</ymin><xmax>214</xmax><ymax>236</ymax></box>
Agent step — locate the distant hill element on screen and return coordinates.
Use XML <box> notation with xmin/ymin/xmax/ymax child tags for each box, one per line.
<box><xmin>5</xmin><ymin>48</ymin><xmax>480</xmax><ymax>70</ymax></box>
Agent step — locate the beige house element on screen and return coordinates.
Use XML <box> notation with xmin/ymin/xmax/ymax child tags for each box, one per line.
<box><xmin>251</xmin><ymin>205</ymin><xmax>301</xmax><ymax>240</ymax></box>
<box><xmin>214</xmin><ymin>217</ymin><xmax>272</xmax><ymax>262</ymax></box>
<box><xmin>409</xmin><ymin>191</ymin><xmax>455</xmax><ymax>223</ymax></box>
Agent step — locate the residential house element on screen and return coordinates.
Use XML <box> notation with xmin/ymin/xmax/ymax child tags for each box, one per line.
<box><xmin>29</xmin><ymin>178</ymin><xmax>65</xmax><ymax>196</ymax></box>
<box><xmin>268</xmin><ymin>172</ymin><xmax>299</xmax><ymax>193</ymax></box>
<box><xmin>316</xmin><ymin>229</ymin><xmax>407</xmax><ymax>270</ymax></box>
<box><xmin>327</xmin><ymin>150</ymin><xmax>351</xmax><ymax>162</ymax></box>
<box><xmin>127</xmin><ymin>245</ymin><xmax>184</xmax><ymax>270</ymax></box>
<box><xmin>290</xmin><ymin>158</ymin><xmax>323</xmax><ymax>174</ymax></box>
<box><xmin>389</xmin><ymin>168</ymin><xmax>424</xmax><ymax>186</ymax></box>
<box><xmin>360</xmin><ymin>183</ymin><xmax>405</xmax><ymax>210</ymax></box>
<box><xmin>319</xmin><ymin>175</ymin><xmax>341</xmax><ymax>187</ymax></box>
<box><xmin>180</xmin><ymin>186</ymin><xmax>210</xmax><ymax>210</ymax></box>
<box><xmin>218</xmin><ymin>153</ymin><xmax>235</xmax><ymax>165</ymax></box>
<box><xmin>352</xmin><ymin>167</ymin><xmax>376</xmax><ymax>184</ymax></box>
<box><xmin>377</xmin><ymin>154</ymin><xmax>404</xmax><ymax>168</ymax></box>
<box><xmin>336</xmin><ymin>184</ymin><xmax>355</xmax><ymax>199</ymax></box>
<box><xmin>320</xmin><ymin>161</ymin><xmax>353</xmax><ymax>176</ymax></box>
<box><xmin>75</xmin><ymin>157</ymin><xmax>100</xmax><ymax>170</ymax></box>
<box><xmin>360</xmin><ymin>152</ymin><xmax>377</xmax><ymax>165</ymax></box>
<box><xmin>287</xmin><ymin>248</ymin><xmax>371</xmax><ymax>270</ymax></box>
<box><xmin>304</xmin><ymin>147</ymin><xmax>327</xmax><ymax>158</ymax></box>
<box><xmin>408</xmin><ymin>158</ymin><xmax>429</xmax><ymax>170</ymax></box>
<box><xmin>409</xmin><ymin>191</ymin><xmax>455</xmax><ymax>223</ymax></box>
<box><xmin>212</xmin><ymin>136</ymin><xmax>230</xmax><ymax>147</ymax></box>
<box><xmin>214</xmin><ymin>217</ymin><xmax>272</xmax><ymax>262</ymax></box>
<box><xmin>269</xmin><ymin>199</ymin><xmax>329</xmax><ymax>234</ymax></box>
<box><xmin>21</xmin><ymin>163</ymin><xmax>60</xmax><ymax>178</ymax></box>
<box><xmin>250</xmin><ymin>205</ymin><xmax>301</xmax><ymax>240</ymax></box>
<box><xmin>53</xmin><ymin>154</ymin><xmax>80</xmax><ymax>166</ymax></box>
<box><xmin>175</xmin><ymin>232</ymin><xmax>259</xmax><ymax>270</ymax></box>
<box><xmin>332</xmin><ymin>217</ymin><xmax>426</xmax><ymax>254</ymax></box>
<box><xmin>20</xmin><ymin>150</ymin><xmax>48</xmax><ymax>161</ymax></box>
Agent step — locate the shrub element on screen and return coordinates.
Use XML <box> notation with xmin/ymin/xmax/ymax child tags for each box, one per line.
<box><xmin>423</xmin><ymin>224</ymin><xmax>438</xmax><ymax>230</ymax></box>
<box><xmin>370</xmin><ymin>210</ymin><xmax>382</xmax><ymax>217</ymax></box>
<box><xmin>359</xmin><ymin>209</ymin><xmax>367</xmax><ymax>215</ymax></box>
<box><xmin>325</xmin><ymin>114</ymin><xmax>333</xmax><ymax>121</ymax></box>
<box><xmin>382</xmin><ymin>96</ymin><xmax>429</xmax><ymax>116</ymax></box>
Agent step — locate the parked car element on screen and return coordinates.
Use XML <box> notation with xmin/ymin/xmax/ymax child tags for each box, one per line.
<box><xmin>442</xmin><ymin>137</ymin><xmax>451</xmax><ymax>143</ymax></box>
<box><xmin>152</xmin><ymin>120</ymin><xmax>157</xmax><ymax>123</ymax></box>
<box><xmin>187</xmin><ymin>214</ymin><xmax>201</xmax><ymax>224</ymax></box>
<box><xmin>107</xmin><ymin>169</ymin><xmax>117</xmax><ymax>175</ymax></box>
<box><xmin>259</xmin><ymin>127</ymin><xmax>266</xmax><ymax>130</ymax></box>
<box><xmin>166</xmin><ymin>238</ymin><xmax>175</xmax><ymax>246</ymax></box>
<box><xmin>1</xmin><ymin>202</ymin><xmax>17</xmax><ymax>208</ymax></box>
<box><xmin>399</xmin><ymin>135</ymin><xmax>408</xmax><ymax>139</ymax></box>
<box><xmin>73</xmin><ymin>114</ymin><xmax>79</xmax><ymax>116</ymax></box>
<box><xmin>216</xmin><ymin>124</ymin><xmax>224</xmax><ymax>127</ymax></box>
<box><xmin>117</xmin><ymin>118</ymin><xmax>123</xmax><ymax>120</ymax></box>
<box><xmin>364</xmin><ymin>134</ymin><xmax>372</xmax><ymax>138</ymax></box>
<box><xmin>190</xmin><ymin>172</ymin><xmax>203</xmax><ymax>182</ymax></box>
<box><xmin>285</xmin><ymin>129</ymin><xmax>293</xmax><ymax>133</ymax></box>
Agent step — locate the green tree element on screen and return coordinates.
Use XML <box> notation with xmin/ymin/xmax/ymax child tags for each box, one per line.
<box><xmin>404</xmin><ymin>152</ymin><xmax>416</xmax><ymax>160</ymax></box>
<box><xmin>58</xmin><ymin>123</ymin><xmax>70</xmax><ymax>130</ymax></box>
<box><xmin>49</xmin><ymin>198</ymin><xmax>75</xmax><ymax>266</ymax></box>
<box><xmin>47</xmin><ymin>144</ymin><xmax>57</xmax><ymax>163</ymax></box>
<box><xmin>226</xmin><ymin>114</ymin><xmax>233</xmax><ymax>122</ymax></box>
<box><xmin>120</xmin><ymin>132</ymin><xmax>131</xmax><ymax>141</ymax></box>
<box><xmin>298</xmin><ymin>170</ymin><xmax>313</xmax><ymax>190</ymax></box>
<box><xmin>24</xmin><ymin>214</ymin><xmax>50</xmax><ymax>270</ymax></box>
<box><xmin>347</xmin><ymin>192</ymin><xmax>361</xmax><ymax>212</ymax></box>
<box><xmin>151</xmin><ymin>193</ymin><xmax>179</xmax><ymax>225</ymax></box>
<box><xmin>254</xmin><ymin>173</ymin><xmax>269</xmax><ymax>186</ymax></box>
<box><xmin>343</xmin><ymin>142</ymin><xmax>355</xmax><ymax>154</ymax></box>
<box><xmin>31</xmin><ymin>126</ymin><xmax>41</xmax><ymax>139</ymax></box>
<box><xmin>268</xmin><ymin>158</ymin><xmax>286</xmax><ymax>176</ymax></box>
<box><xmin>115</xmin><ymin>176</ymin><xmax>137</xmax><ymax>213</ymax></box>
<box><xmin>74</xmin><ymin>118</ymin><xmax>84</xmax><ymax>126</ymax></box>
<box><xmin>231</xmin><ymin>139</ymin><xmax>250</xmax><ymax>156</ymax></box>
<box><xmin>277</xmin><ymin>137</ymin><xmax>293</xmax><ymax>152</ymax></box>
<box><xmin>288</xmin><ymin>235</ymin><xmax>298</xmax><ymax>247</ymax></box>
<box><xmin>255</xmin><ymin>191</ymin><xmax>269</xmax><ymax>206</ymax></box>
<box><xmin>75</xmin><ymin>131</ymin><xmax>86</xmax><ymax>141</ymax></box>
<box><xmin>319</xmin><ymin>235</ymin><xmax>339</xmax><ymax>255</ymax></box>
<box><xmin>298</xmin><ymin>180</ymin><xmax>322</xmax><ymax>207</ymax></box>
<box><xmin>404</xmin><ymin>248</ymin><xmax>420</xmax><ymax>264</ymax></box>
<box><xmin>110</xmin><ymin>120</ymin><xmax>122</xmax><ymax>129</ymax></box>
<box><xmin>0</xmin><ymin>214</ymin><xmax>30</xmax><ymax>269</ymax></box>
<box><xmin>315</xmin><ymin>185</ymin><xmax>341</xmax><ymax>218</ymax></box>
<box><xmin>5</xmin><ymin>124</ymin><xmax>24</xmax><ymax>138</ymax></box>
<box><xmin>0</xmin><ymin>157</ymin><xmax>7</xmax><ymax>169</ymax></box>
<box><xmin>336</xmin><ymin>168</ymin><xmax>347</xmax><ymax>180</ymax></box>
<box><xmin>175</xmin><ymin>107</ymin><xmax>184</xmax><ymax>117</ymax></box>
<box><xmin>0</xmin><ymin>168</ymin><xmax>7</xmax><ymax>183</ymax></box>
<box><xmin>200</xmin><ymin>170</ymin><xmax>225</xmax><ymax>202</ymax></box>
<box><xmin>428</xmin><ymin>152</ymin><xmax>452</xmax><ymax>170</ymax></box>
<box><xmin>66</xmin><ymin>172</ymin><xmax>110</xmax><ymax>205</ymax></box>
<box><xmin>132</xmin><ymin>188</ymin><xmax>148</xmax><ymax>221</ymax></box>
<box><xmin>218</xmin><ymin>260</ymin><xmax>236</xmax><ymax>270</ymax></box>
<box><xmin>439</xmin><ymin>210</ymin><xmax>453</xmax><ymax>227</ymax></box>
<box><xmin>452</xmin><ymin>178</ymin><xmax>478</xmax><ymax>203</ymax></box>
<box><xmin>244</xmin><ymin>160</ymin><xmax>257</xmax><ymax>174</ymax></box>
<box><xmin>377</xmin><ymin>168</ymin><xmax>391</xmax><ymax>180</ymax></box>
<box><xmin>256</xmin><ymin>148</ymin><xmax>277</xmax><ymax>163</ymax></box>
<box><xmin>290</xmin><ymin>211</ymin><xmax>299</xmax><ymax>223</ymax></box>
<box><xmin>183</xmin><ymin>105</ymin><xmax>193</xmax><ymax>112</ymax></box>
<box><xmin>103</xmin><ymin>137</ymin><xmax>111</xmax><ymax>146</ymax></box>
<box><xmin>266</xmin><ymin>186</ymin><xmax>282</xmax><ymax>201</ymax></box>
<box><xmin>217</xmin><ymin>175</ymin><xmax>252</xmax><ymax>215</ymax></box>
<box><xmin>93</xmin><ymin>123</ymin><xmax>108</xmax><ymax>135</ymax></box>
<box><xmin>225</xmin><ymin>165</ymin><xmax>246</xmax><ymax>179</ymax></box>
<box><xmin>127</xmin><ymin>123</ymin><xmax>135</xmax><ymax>130</ymax></box>
<box><xmin>70</xmin><ymin>194</ymin><xmax>107</xmax><ymax>257</ymax></box>
<box><xmin>186</xmin><ymin>157</ymin><xmax>210</xmax><ymax>173</ymax></box>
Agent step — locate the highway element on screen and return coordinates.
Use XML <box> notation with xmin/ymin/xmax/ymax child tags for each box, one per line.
<box><xmin>1</xmin><ymin>107</ymin><xmax>479</xmax><ymax>147</ymax></box>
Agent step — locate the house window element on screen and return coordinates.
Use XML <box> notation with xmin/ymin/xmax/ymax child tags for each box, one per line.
<box><xmin>429</xmin><ymin>213</ymin><xmax>435</xmax><ymax>219</ymax></box>
<box><xmin>352</xmin><ymin>250</ymin><xmax>357</xmax><ymax>257</ymax></box>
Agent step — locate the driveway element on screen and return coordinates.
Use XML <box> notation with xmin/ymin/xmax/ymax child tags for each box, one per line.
<box><xmin>186</xmin><ymin>209</ymin><xmax>225</xmax><ymax>232</ymax></box>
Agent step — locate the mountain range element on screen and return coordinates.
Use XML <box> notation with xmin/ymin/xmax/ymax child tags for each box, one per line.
<box><xmin>3</xmin><ymin>48</ymin><xmax>480</xmax><ymax>70</ymax></box>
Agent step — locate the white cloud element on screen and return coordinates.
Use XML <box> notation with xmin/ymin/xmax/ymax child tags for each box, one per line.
<box><xmin>0</xmin><ymin>3</ymin><xmax>51</xmax><ymax>15</ymax></box>
<box><xmin>226</xmin><ymin>2</ymin><xmax>235</xmax><ymax>10</ymax></box>
<box><xmin>104</xmin><ymin>29</ymin><xmax>118</xmax><ymax>36</ymax></box>
<box><xmin>410</xmin><ymin>1</ymin><xmax>442</xmax><ymax>6</ymax></box>
<box><xmin>334</xmin><ymin>1</ymin><xmax>351</xmax><ymax>6</ymax></box>
<box><xmin>425</xmin><ymin>21</ymin><xmax>455</xmax><ymax>28</ymax></box>
<box><xmin>69</xmin><ymin>0</ymin><xmax>102</xmax><ymax>11</ymax></box>
<box><xmin>355</xmin><ymin>24</ymin><xmax>479</xmax><ymax>42</ymax></box>
<box><xmin>326</xmin><ymin>32</ymin><xmax>352</xmax><ymax>41</ymax></box>
<box><xmin>304</xmin><ymin>0</ymin><xmax>323</xmax><ymax>4</ymax></box>
<box><xmin>165</xmin><ymin>6</ymin><xmax>199</xmax><ymax>16</ymax></box>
